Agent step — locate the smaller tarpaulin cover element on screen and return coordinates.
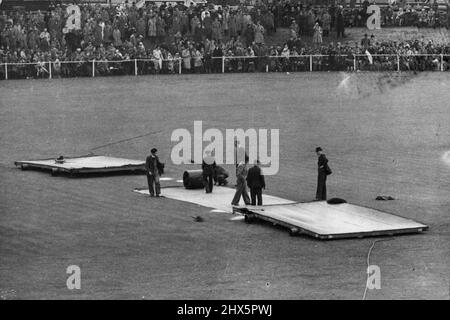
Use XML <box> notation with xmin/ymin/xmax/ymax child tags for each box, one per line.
<box><xmin>15</xmin><ymin>155</ymin><xmax>145</xmax><ymax>175</ymax></box>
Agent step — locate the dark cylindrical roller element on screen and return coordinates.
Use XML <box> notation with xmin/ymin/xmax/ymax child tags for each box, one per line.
<box><xmin>183</xmin><ymin>170</ymin><xmax>204</xmax><ymax>189</ymax></box>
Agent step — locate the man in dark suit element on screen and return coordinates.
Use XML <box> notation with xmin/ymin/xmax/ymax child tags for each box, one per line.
<box><xmin>336</xmin><ymin>8</ymin><xmax>345</xmax><ymax>39</ymax></box>
<box><xmin>315</xmin><ymin>147</ymin><xmax>330</xmax><ymax>201</ymax></box>
<box><xmin>246</xmin><ymin>160</ymin><xmax>266</xmax><ymax>206</ymax></box>
<box><xmin>202</xmin><ymin>151</ymin><xmax>216</xmax><ymax>193</ymax></box>
<box><xmin>146</xmin><ymin>148</ymin><xmax>164</xmax><ymax>197</ymax></box>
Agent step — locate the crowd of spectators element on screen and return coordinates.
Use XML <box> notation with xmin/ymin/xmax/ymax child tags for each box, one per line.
<box><xmin>0</xmin><ymin>1</ymin><xmax>449</xmax><ymax>79</ymax></box>
<box><xmin>343</xmin><ymin>1</ymin><xmax>449</xmax><ymax>28</ymax></box>
<box><xmin>271</xmin><ymin>0</ymin><xmax>449</xmax><ymax>30</ymax></box>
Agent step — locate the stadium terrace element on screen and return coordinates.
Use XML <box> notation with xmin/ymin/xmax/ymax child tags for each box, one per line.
<box><xmin>0</xmin><ymin>0</ymin><xmax>449</xmax><ymax>80</ymax></box>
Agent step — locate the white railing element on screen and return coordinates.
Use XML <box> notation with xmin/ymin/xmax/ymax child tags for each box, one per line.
<box><xmin>0</xmin><ymin>54</ymin><xmax>448</xmax><ymax>80</ymax></box>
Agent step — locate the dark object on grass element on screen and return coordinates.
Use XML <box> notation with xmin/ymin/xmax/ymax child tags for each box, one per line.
<box><xmin>327</xmin><ymin>198</ymin><xmax>347</xmax><ymax>204</ymax></box>
<box><xmin>55</xmin><ymin>156</ymin><xmax>65</xmax><ymax>164</ymax></box>
<box><xmin>183</xmin><ymin>170</ymin><xmax>204</xmax><ymax>189</ymax></box>
<box><xmin>376</xmin><ymin>195</ymin><xmax>395</xmax><ymax>200</ymax></box>
<box><xmin>192</xmin><ymin>216</ymin><xmax>204</xmax><ymax>222</ymax></box>
<box><xmin>215</xmin><ymin>165</ymin><xmax>229</xmax><ymax>186</ymax></box>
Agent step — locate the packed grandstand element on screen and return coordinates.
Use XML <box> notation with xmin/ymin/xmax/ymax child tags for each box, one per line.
<box><xmin>0</xmin><ymin>0</ymin><xmax>449</xmax><ymax>79</ymax></box>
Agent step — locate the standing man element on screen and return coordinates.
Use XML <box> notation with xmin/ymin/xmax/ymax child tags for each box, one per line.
<box><xmin>361</xmin><ymin>33</ymin><xmax>370</xmax><ymax>51</ymax></box>
<box><xmin>202</xmin><ymin>151</ymin><xmax>216</xmax><ymax>193</ymax></box>
<box><xmin>231</xmin><ymin>156</ymin><xmax>251</xmax><ymax>206</ymax></box>
<box><xmin>247</xmin><ymin>160</ymin><xmax>265</xmax><ymax>206</ymax></box>
<box><xmin>336</xmin><ymin>7</ymin><xmax>345</xmax><ymax>39</ymax></box>
<box><xmin>315</xmin><ymin>147</ymin><xmax>331</xmax><ymax>201</ymax></box>
<box><xmin>146</xmin><ymin>148</ymin><xmax>164</xmax><ymax>197</ymax></box>
<box><xmin>234</xmin><ymin>139</ymin><xmax>247</xmax><ymax>174</ymax></box>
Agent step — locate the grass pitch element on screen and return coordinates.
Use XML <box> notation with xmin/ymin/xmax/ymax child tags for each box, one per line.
<box><xmin>0</xmin><ymin>72</ymin><xmax>449</xmax><ymax>299</ymax></box>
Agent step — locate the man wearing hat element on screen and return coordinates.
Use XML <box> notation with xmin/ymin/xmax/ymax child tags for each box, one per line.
<box><xmin>146</xmin><ymin>148</ymin><xmax>164</xmax><ymax>197</ymax></box>
<box><xmin>315</xmin><ymin>147</ymin><xmax>331</xmax><ymax>201</ymax></box>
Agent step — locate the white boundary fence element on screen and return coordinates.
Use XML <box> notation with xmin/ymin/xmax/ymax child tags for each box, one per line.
<box><xmin>0</xmin><ymin>54</ymin><xmax>448</xmax><ymax>80</ymax></box>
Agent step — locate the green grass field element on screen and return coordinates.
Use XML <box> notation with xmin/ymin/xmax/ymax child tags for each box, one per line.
<box><xmin>0</xmin><ymin>72</ymin><xmax>449</xmax><ymax>299</ymax></box>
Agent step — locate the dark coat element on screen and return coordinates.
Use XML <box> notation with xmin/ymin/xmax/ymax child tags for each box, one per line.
<box><xmin>146</xmin><ymin>154</ymin><xmax>163</xmax><ymax>175</ymax></box>
<box><xmin>247</xmin><ymin>165</ymin><xmax>265</xmax><ymax>189</ymax></box>
<box><xmin>202</xmin><ymin>160</ymin><xmax>216</xmax><ymax>175</ymax></box>
<box><xmin>318</xmin><ymin>154</ymin><xmax>329</xmax><ymax>174</ymax></box>
<box><xmin>336</xmin><ymin>12</ymin><xmax>345</xmax><ymax>30</ymax></box>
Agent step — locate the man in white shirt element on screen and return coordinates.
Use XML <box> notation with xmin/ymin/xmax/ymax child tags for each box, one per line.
<box><xmin>153</xmin><ymin>46</ymin><xmax>162</xmax><ymax>71</ymax></box>
<box><xmin>231</xmin><ymin>156</ymin><xmax>251</xmax><ymax>206</ymax></box>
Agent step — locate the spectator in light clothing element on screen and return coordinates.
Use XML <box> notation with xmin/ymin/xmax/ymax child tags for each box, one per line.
<box><xmin>231</xmin><ymin>156</ymin><xmax>251</xmax><ymax>206</ymax></box>
<box><xmin>313</xmin><ymin>22</ymin><xmax>322</xmax><ymax>47</ymax></box>
<box><xmin>281</xmin><ymin>43</ymin><xmax>290</xmax><ymax>57</ymax></box>
<box><xmin>254</xmin><ymin>21</ymin><xmax>265</xmax><ymax>45</ymax></box>
<box><xmin>40</xmin><ymin>28</ymin><xmax>50</xmax><ymax>42</ymax></box>
<box><xmin>40</xmin><ymin>28</ymin><xmax>50</xmax><ymax>51</ymax></box>
<box><xmin>211</xmin><ymin>17</ymin><xmax>222</xmax><ymax>42</ymax></box>
<box><xmin>181</xmin><ymin>44</ymin><xmax>191</xmax><ymax>72</ymax></box>
<box><xmin>153</xmin><ymin>45</ymin><xmax>163</xmax><ymax>72</ymax></box>
<box><xmin>112</xmin><ymin>27</ymin><xmax>122</xmax><ymax>47</ymax></box>
<box><xmin>148</xmin><ymin>14</ymin><xmax>157</xmax><ymax>41</ymax></box>
<box><xmin>192</xmin><ymin>47</ymin><xmax>203</xmax><ymax>73</ymax></box>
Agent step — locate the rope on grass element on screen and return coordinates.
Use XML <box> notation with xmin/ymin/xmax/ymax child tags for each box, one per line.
<box><xmin>89</xmin><ymin>129</ymin><xmax>163</xmax><ymax>153</ymax></box>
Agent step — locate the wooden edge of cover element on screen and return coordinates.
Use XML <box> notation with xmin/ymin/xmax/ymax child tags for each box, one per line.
<box><xmin>241</xmin><ymin>206</ymin><xmax>428</xmax><ymax>240</ymax></box>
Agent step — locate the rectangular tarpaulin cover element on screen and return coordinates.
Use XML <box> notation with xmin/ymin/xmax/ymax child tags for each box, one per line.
<box><xmin>134</xmin><ymin>186</ymin><xmax>428</xmax><ymax>240</ymax></box>
<box><xmin>246</xmin><ymin>202</ymin><xmax>428</xmax><ymax>239</ymax></box>
<box><xmin>15</xmin><ymin>155</ymin><xmax>145</xmax><ymax>175</ymax></box>
<box><xmin>134</xmin><ymin>186</ymin><xmax>295</xmax><ymax>213</ymax></box>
